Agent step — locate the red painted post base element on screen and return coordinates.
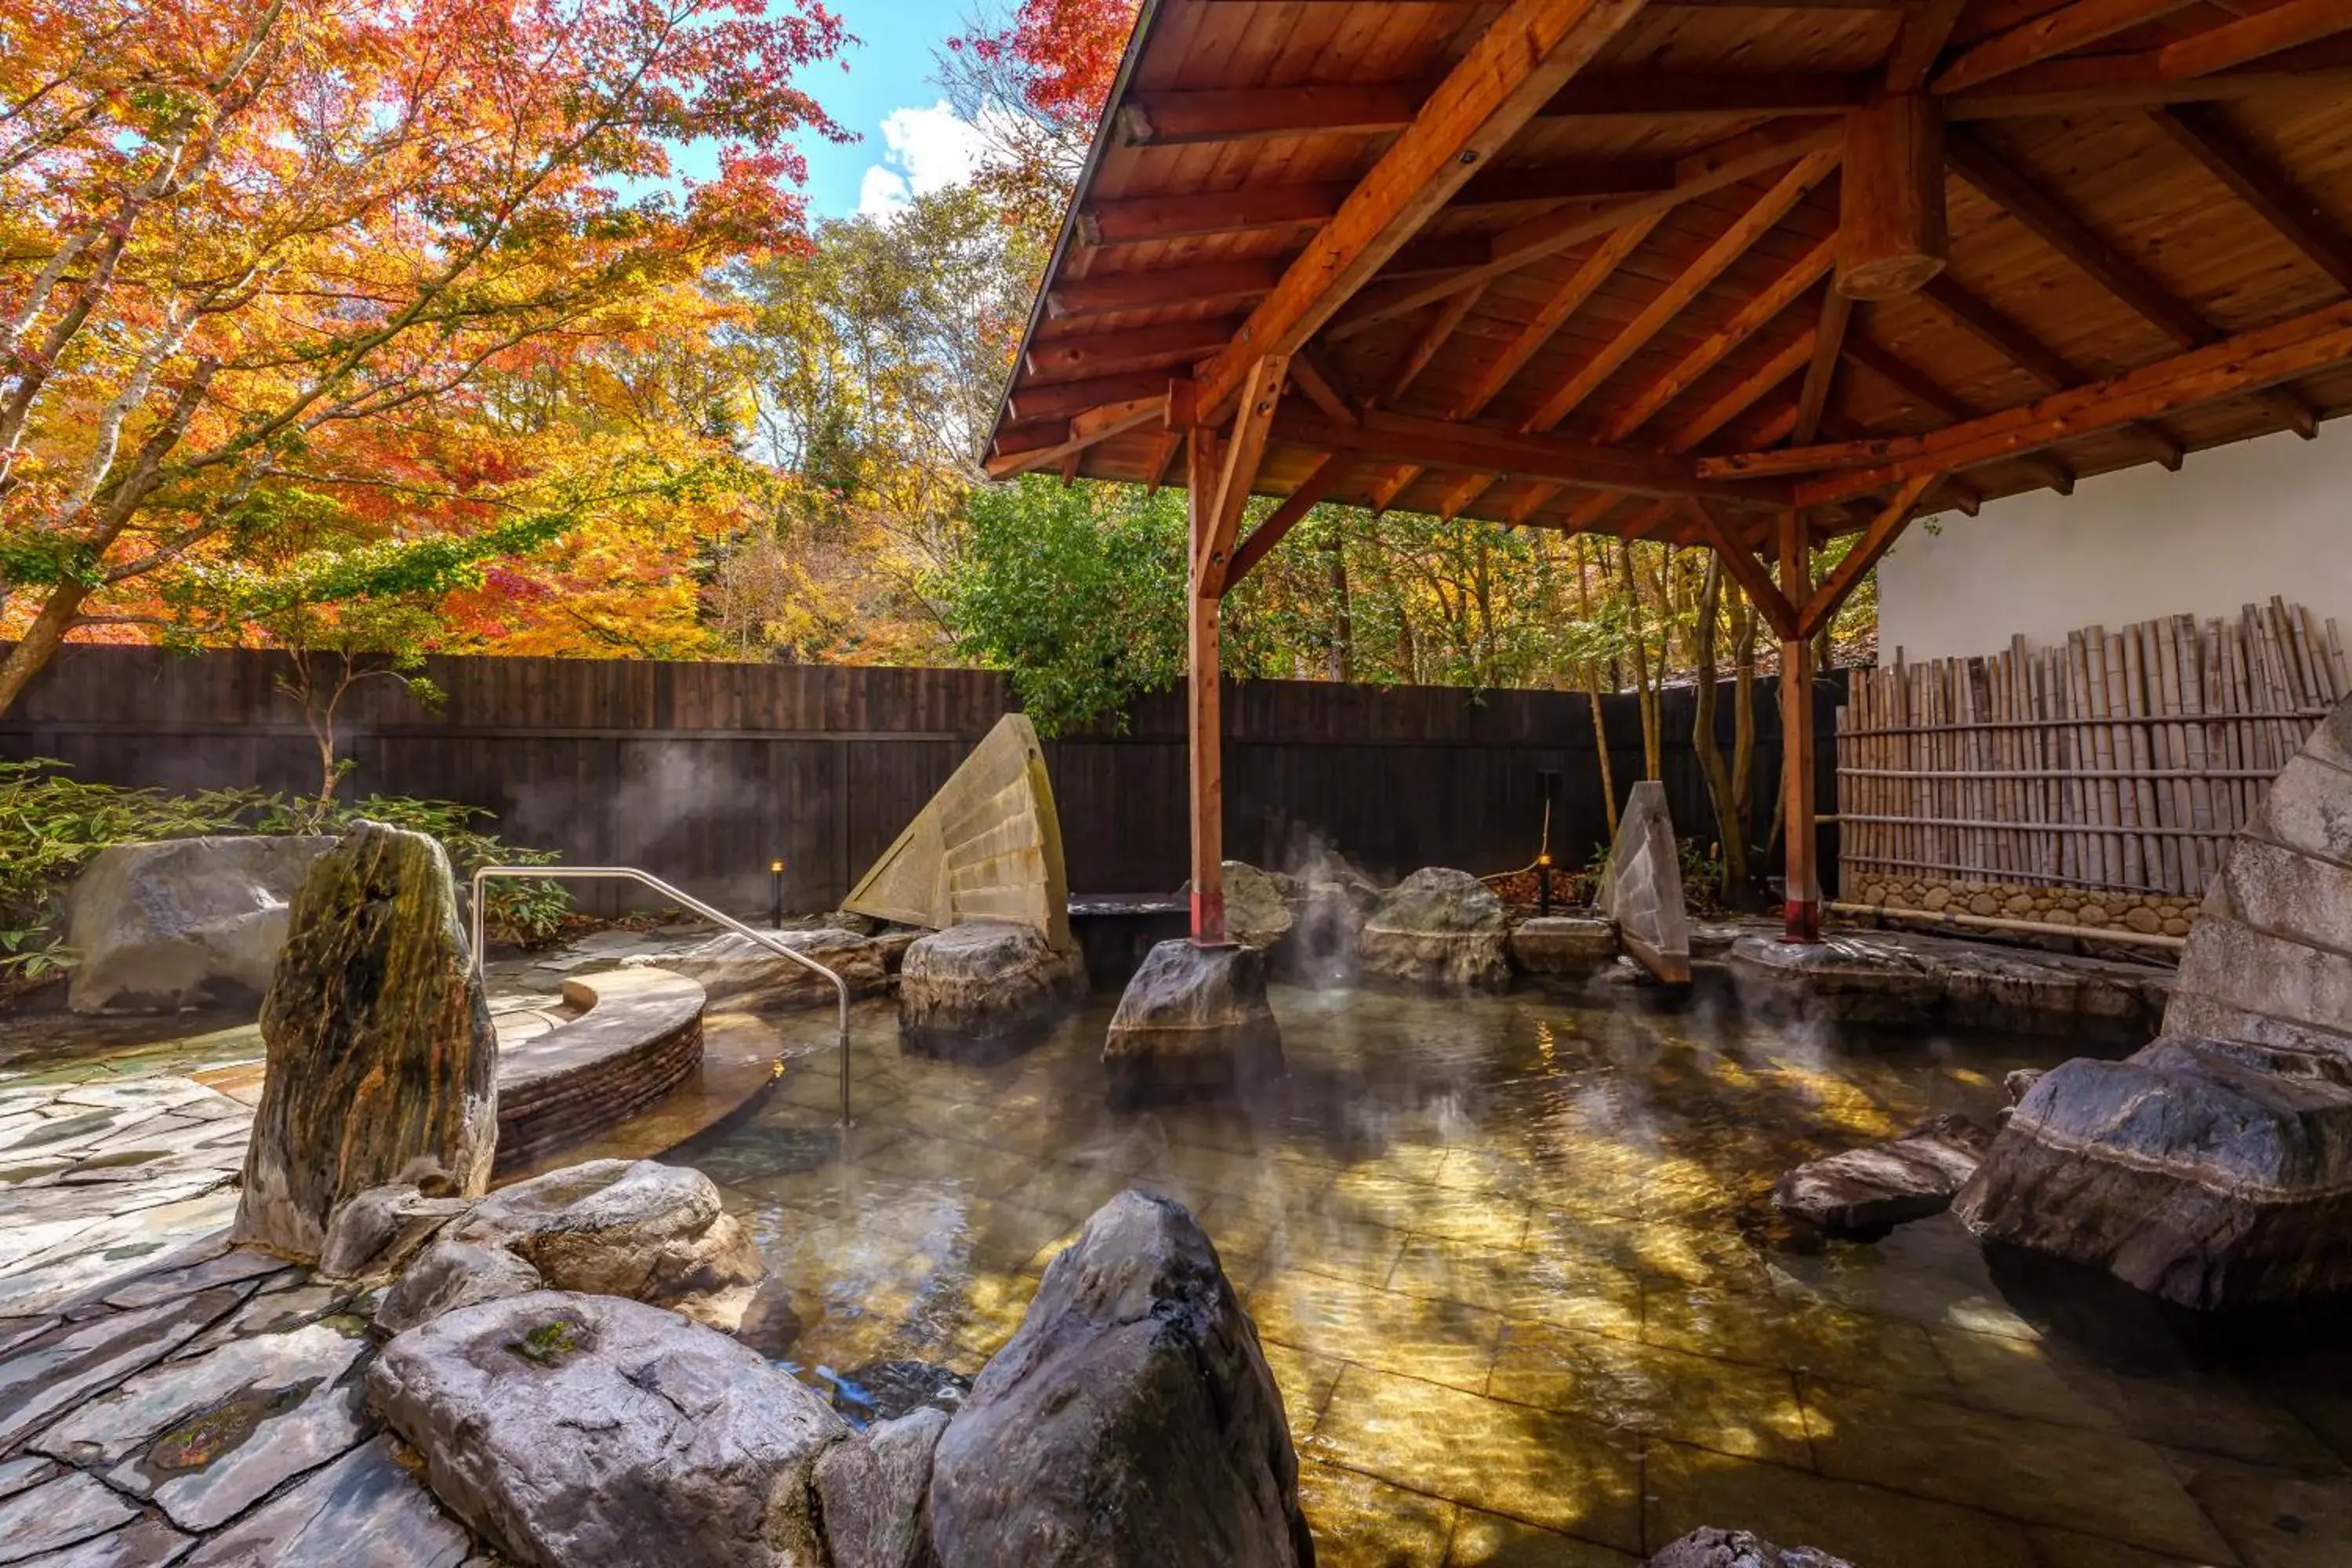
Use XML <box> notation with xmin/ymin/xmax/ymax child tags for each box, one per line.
<box><xmin>1780</xmin><ymin>898</ymin><xmax>1822</xmax><ymax>944</ymax></box>
<box><xmin>1190</xmin><ymin>888</ymin><xmax>1226</xmax><ymax>946</ymax></box>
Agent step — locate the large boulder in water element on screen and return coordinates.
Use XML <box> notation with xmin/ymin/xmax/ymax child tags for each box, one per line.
<box><xmin>1357</xmin><ymin>867</ymin><xmax>1511</xmax><ymax>990</ymax></box>
<box><xmin>1102</xmin><ymin>939</ymin><xmax>1283</xmax><ymax>1105</ymax></box>
<box><xmin>1953</xmin><ymin>695</ymin><xmax>2352</xmax><ymax>1308</ymax></box>
<box><xmin>234</xmin><ymin>822</ymin><xmax>497</xmax><ymax>1261</ymax></box>
<box><xmin>374</xmin><ymin>1159</ymin><xmax>764</xmax><ymax>1334</ymax></box>
<box><xmin>367</xmin><ymin>1290</ymin><xmax>850</xmax><ymax>1568</ymax></box>
<box><xmin>898</xmin><ymin>919</ymin><xmax>1085</xmax><ymax>1061</ymax></box>
<box><xmin>64</xmin><ymin>834</ymin><xmax>334</xmax><ymax>1014</ymax></box>
<box><xmin>926</xmin><ymin>1189</ymin><xmax>1312</xmax><ymax>1568</ymax></box>
<box><xmin>1954</xmin><ymin>1036</ymin><xmax>2352</xmax><ymax>1308</ymax></box>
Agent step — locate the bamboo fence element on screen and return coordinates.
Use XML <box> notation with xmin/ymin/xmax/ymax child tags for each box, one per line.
<box><xmin>1837</xmin><ymin>600</ymin><xmax>2348</xmax><ymax>898</ymax></box>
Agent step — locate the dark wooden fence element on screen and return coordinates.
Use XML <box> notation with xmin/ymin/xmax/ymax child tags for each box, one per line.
<box><xmin>2</xmin><ymin>645</ymin><xmax>1842</xmax><ymax>914</ymax></box>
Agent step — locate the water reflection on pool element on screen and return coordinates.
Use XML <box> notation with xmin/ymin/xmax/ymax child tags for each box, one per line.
<box><xmin>694</xmin><ymin>981</ymin><xmax>2352</xmax><ymax>1567</ymax></box>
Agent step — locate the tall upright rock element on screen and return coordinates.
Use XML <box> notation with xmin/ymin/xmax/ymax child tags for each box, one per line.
<box><xmin>1956</xmin><ymin>696</ymin><xmax>2352</xmax><ymax>1308</ymax></box>
<box><xmin>235</xmin><ymin>822</ymin><xmax>498</xmax><ymax>1260</ymax></box>
<box><xmin>1598</xmin><ymin>780</ymin><xmax>1691</xmax><ymax>985</ymax></box>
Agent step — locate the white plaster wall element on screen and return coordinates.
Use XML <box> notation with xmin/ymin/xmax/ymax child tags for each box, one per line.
<box><xmin>1875</xmin><ymin>426</ymin><xmax>2352</xmax><ymax>665</ymax></box>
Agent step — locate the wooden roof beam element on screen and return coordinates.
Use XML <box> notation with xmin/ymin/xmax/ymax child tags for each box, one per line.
<box><xmin>1947</xmin><ymin>41</ymin><xmax>2352</xmax><ymax>119</ymax></box>
<box><xmin>1191</xmin><ymin>0</ymin><xmax>1656</xmax><ymax>425</ymax></box>
<box><xmin>1389</xmin><ymin>283</ymin><xmax>1489</xmax><ymax>405</ymax></box>
<box><xmin>1604</xmin><ymin>234</ymin><xmax>1835</xmax><ymax>441</ymax></box>
<box><xmin>1450</xmin><ymin>215</ymin><xmax>1664</xmax><ymax>420</ymax></box>
<box><xmin>1796</xmin><ymin>474</ymin><xmax>1941</xmax><ymax>637</ymax></box>
<box><xmin>1842</xmin><ymin>333</ymin><xmax>2078</xmax><ymax>493</ymax></box>
<box><xmin>1026</xmin><ymin>318</ymin><xmax>1246</xmax><ymax>383</ymax></box>
<box><xmin>1199</xmin><ymin>357</ymin><xmax>1289</xmax><ymax>597</ymax></box>
<box><xmin>2150</xmin><ymin>0</ymin><xmax>2352</xmax><ymax>82</ymax></box>
<box><xmin>1276</xmin><ymin>405</ymin><xmax>1796</xmax><ymax>506</ymax></box>
<box><xmin>1661</xmin><ymin>328</ymin><xmax>1814</xmax><ymax>452</ymax></box>
<box><xmin>2148</xmin><ymin>105</ymin><xmax>2352</xmax><ymax>294</ymax></box>
<box><xmin>1700</xmin><ymin>294</ymin><xmax>2352</xmax><ymax>498</ymax></box>
<box><xmin>1328</xmin><ymin>118</ymin><xmax>1845</xmax><ymax>340</ymax></box>
<box><xmin>984</xmin><ymin>394</ymin><xmax>1168</xmax><ymax>480</ymax></box>
<box><xmin>1047</xmin><ymin>260</ymin><xmax>1280</xmax><ymax>321</ymax></box>
<box><xmin>1933</xmin><ymin>1</ymin><xmax>2204</xmax><ymax>97</ymax></box>
<box><xmin>1883</xmin><ymin>0</ymin><xmax>1966</xmax><ymax>93</ymax></box>
<box><xmin>1118</xmin><ymin>73</ymin><xmax>1864</xmax><ymax>149</ymax></box>
<box><xmin>1080</xmin><ymin>161</ymin><xmax>1682</xmax><ymax>247</ymax></box>
<box><xmin>1914</xmin><ymin>274</ymin><xmax>2184</xmax><ymax>471</ymax></box>
<box><xmin>1793</xmin><ymin>288</ymin><xmax>1853</xmax><ymax>445</ymax></box>
<box><xmin>1225</xmin><ymin>453</ymin><xmax>1345</xmax><ymax>591</ymax></box>
<box><xmin>1520</xmin><ymin>150</ymin><xmax>1839</xmax><ymax>431</ymax></box>
<box><xmin>1946</xmin><ymin>126</ymin><xmax>2317</xmax><ymax>442</ymax></box>
<box><xmin>1007</xmin><ymin>371</ymin><xmax>1185</xmax><ymax>423</ymax></box>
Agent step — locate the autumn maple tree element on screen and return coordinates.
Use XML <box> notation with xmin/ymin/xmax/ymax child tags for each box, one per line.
<box><xmin>0</xmin><ymin>0</ymin><xmax>850</xmax><ymax>711</ymax></box>
<box><xmin>942</xmin><ymin>0</ymin><xmax>1138</xmax><ymax>234</ymax></box>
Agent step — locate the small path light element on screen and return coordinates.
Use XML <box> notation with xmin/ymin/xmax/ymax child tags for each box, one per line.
<box><xmin>770</xmin><ymin>858</ymin><xmax>786</xmax><ymax>929</ymax></box>
<box><xmin>1535</xmin><ymin>769</ymin><xmax>1562</xmax><ymax>915</ymax></box>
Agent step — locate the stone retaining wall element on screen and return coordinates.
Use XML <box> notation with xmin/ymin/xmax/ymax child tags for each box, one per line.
<box><xmin>1847</xmin><ymin>877</ymin><xmax>2198</xmax><ymax>938</ymax></box>
<box><xmin>492</xmin><ymin>969</ymin><xmax>706</xmax><ymax>1177</ymax></box>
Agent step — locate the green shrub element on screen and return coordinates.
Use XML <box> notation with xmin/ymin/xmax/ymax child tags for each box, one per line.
<box><xmin>0</xmin><ymin>760</ymin><xmax>571</xmax><ymax>977</ymax></box>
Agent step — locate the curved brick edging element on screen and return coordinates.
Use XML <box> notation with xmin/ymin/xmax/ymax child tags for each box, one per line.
<box><xmin>492</xmin><ymin>968</ymin><xmax>706</xmax><ymax>1177</ymax></box>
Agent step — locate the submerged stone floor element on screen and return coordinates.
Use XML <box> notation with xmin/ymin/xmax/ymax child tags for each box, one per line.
<box><xmin>697</xmin><ymin>983</ymin><xmax>2352</xmax><ymax>1568</ymax></box>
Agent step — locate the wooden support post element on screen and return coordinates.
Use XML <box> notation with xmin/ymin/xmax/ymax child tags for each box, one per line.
<box><xmin>1186</xmin><ymin>426</ymin><xmax>1228</xmax><ymax>946</ymax></box>
<box><xmin>1779</xmin><ymin>510</ymin><xmax>1821</xmax><ymax>942</ymax></box>
<box><xmin>1838</xmin><ymin>95</ymin><xmax>1947</xmax><ymax>299</ymax></box>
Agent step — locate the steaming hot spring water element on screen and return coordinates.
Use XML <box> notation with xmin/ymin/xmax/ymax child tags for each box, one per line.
<box><xmin>638</xmin><ymin>978</ymin><xmax>2352</xmax><ymax>1566</ymax></box>
<box><xmin>18</xmin><ymin>975</ymin><xmax>2352</xmax><ymax>1563</ymax></box>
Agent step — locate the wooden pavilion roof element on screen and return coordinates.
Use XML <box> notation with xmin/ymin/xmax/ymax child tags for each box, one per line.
<box><xmin>982</xmin><ymin>0</ymin><xmax>2352</xmax><ymax>555</ymax></box>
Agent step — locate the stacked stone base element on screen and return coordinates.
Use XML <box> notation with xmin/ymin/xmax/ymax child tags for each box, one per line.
<box><xmin>1849</xmin><ymin>877</ymin><xmax>2198</xmax><ymax>938</ymax></box>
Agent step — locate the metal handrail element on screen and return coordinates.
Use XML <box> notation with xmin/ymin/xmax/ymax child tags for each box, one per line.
<box><xmin>470</xmin><ymin>865</ymin><xmax>852</xmax><ymax>1126</ymax></box>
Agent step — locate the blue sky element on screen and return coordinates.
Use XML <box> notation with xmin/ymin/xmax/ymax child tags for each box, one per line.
<box><xmin>798</xmin><ymin>0</ymin><xmax>984</xmax><ymax>220</ymax></box>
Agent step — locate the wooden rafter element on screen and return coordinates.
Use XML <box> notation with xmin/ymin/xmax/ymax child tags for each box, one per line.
<box><xmin>1276</xmin><ymin>405</ymin><xmax>1795</xmax><ymax>506</ymax></box>
<box><xmin>1192</xmin><ymin>0</ymin><xmax>1654</xmax><ymax>423</ymax></box>
<box><xmin>1603</xmin><ymin>234</ymin><xmax>1835</xmax><ymax>440</ymax></box>
<box><xmin>1199</xmin><ymin>358</ymin><xmax>1289</xmax><ymax>597</ymax></box>
<box><xmin>1026</xmin><ymin>318</ymin><xmax>1243</xmax><ymax>383</ymax></box>
<box><xmin>1326</xmin><ymin>120</ymin><xmax>1843</xmax><ymax>339</ymax></box>
<box><xmin>1225</xmin><ymin>454</ymin><xmax>1345</xmax><ymax>590</ymax></box>
<box><xmin>1792</xmin><ymin>288</ymin><xmax>1853</xmax><ymax>444</ymax></box>
<box><xmin>1933</xmin><ymin>1</ymin><xmax>2202</xmax><ymax>97</ymax></box>
<box><xmin>1520</xmin><ymin>150</ymin><xmax>1839</xmax><ymax>431</ymax></box>
<box><xmin>1914</xmin><ymin>274</ymin><xmax>2184</xmax><ymax>470</ymax></box>
<box><xmin>1700</xmin><ymin>294</ymin><xmax>2352</xmax><ymax>497</ymax></box>
<box><xmin>1048</xmin><ymin>261</ymin><xmax>1280</xmax><ymax>321</ymax></box>
<box><xmin>1947</xmin><ymin>126</ymin><xmax>2316</xmax><ymax>440</ymax></box>
<box><xmin>1662</xmin><ymin>329</ymin><xmax>1814</xmax><ymax>452</ymax></box>
<box><xmin>1289</xmin><ymin>351</ymin><xmax>1361</xmax><ymax>427</ymax></box>
<box><xmin>2151</xmin><ymin>1</ymin><xmax>2352</xmax><ymax>82</ymax></box>
<box><xmin>1796</xmin><ymin>474</ymin><xmax>1940</xmax><ymax>637</ymax></box>
<box><xmin>2149</xmin><ymin>106</ymin><xmax>2352</xmax><ymax>294</ymax></box>
<box><xmin>1686</xmin><ymin>501</ymin><xmax>1800</xmax><ymax>637</ymax></box>
<box><xmin>1884</xmin><ymin>0</ymin><xmax>1966</xmax><ymax>94</ymax></box>
<box><xmin>982</xmin><ymin>394</ymin><xmax>1167</xmax><ymax>479</ymax></box>
<box><xmin>1453</xmin><ymin>215</ymin><xmax>1664</xmax><ymax>419</ymax></box>
<box><xmin>1390</xmin><ymin>284</ymin><xmax>1489</xmax><ymax>404</ymax></box>
<box><xmin>1843</xmin><ymin>334</ymin><xmax>2078</xmax><ymax>493</ymax></box>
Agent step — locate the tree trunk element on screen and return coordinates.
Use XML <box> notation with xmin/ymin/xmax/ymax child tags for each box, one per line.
<box><xmin>1587</xmin><ymin>671</ymin><xmax>1618</xmax><ymax>841</ymax></box>
<box><xmin>1732</xmin><ymin>584</ymin><xmax>1759</xmax><ymax>878</ymax></box>
<box><xmin>0</xmin><ymin>579</ymin><xmax>89</xmax><ymax>715</ymax></box>
<box><xmin>1620</xmin><ymin>539</ymin><xmax>1661</xmax><ymax>780</ymax></box>
<box><xmin>1692</xmin><ymin>557</ymin><xmax>1750</xmax><ymax>901</ymax></box>
<box><xmin>1325</xmin><ymin>534</ymin><xmax>1352</xmax><ymax>682</ymax></box>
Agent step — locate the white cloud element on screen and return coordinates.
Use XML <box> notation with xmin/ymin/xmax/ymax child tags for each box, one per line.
<box><xmin>856</xmin><ymin>100</ymin><xmax>986</xmax><ymax>216</ymax></box>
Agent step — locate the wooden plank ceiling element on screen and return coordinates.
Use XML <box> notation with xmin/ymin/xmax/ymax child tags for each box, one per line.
<box><xmin>983</xmin><ymin>0</ymin><xmax>2352</xmax><ymax>548</ymax></box>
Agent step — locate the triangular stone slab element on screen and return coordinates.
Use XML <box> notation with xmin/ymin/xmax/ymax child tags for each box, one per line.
<box><xmin>844</xmin><ymin>714</ymin><xmax>1072</xmax><ymax>949</ymax></box>
<box><xmin>1597</xmin><ymin>780</ymin><xmax>1692</xmax><ymax>984</ymax></box>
